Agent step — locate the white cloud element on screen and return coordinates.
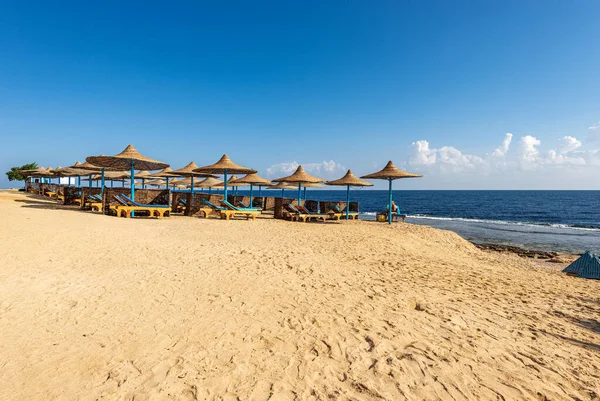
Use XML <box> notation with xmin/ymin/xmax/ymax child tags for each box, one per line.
<box><xmin>410</xmin><ymin>140</ymin><xmax>436</xmax><ymax>165</ymax></box>
<box><xmin>491</xmin><ymin>133</ymin><xmax>513</xmax><ymax>157</ymax></box>
<box><xmin>265</xmin><ymin>160</ymin><xmax>345</xmax><ymax>178</ymax></box>
<box><xmin>557</xmin><ymin>136</ymin><xmax>582</xmax><ymax>154</ymax></box>
<box><xmin>409</xmin><ymin>130</ymin><xmax>600</xmax><ymax>177</ymax></box>
<box><xmin>517</xmin><ymin>135</ymin><xmax>541</xmax><ymax>165</ymax></box>
<box><xmin>588</xmin><ymin>122</ymin><xmax>600</xmax><ymax>130</ymax></box>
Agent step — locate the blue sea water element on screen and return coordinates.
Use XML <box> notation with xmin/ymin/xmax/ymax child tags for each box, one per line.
<box><xmin>239</xmin><ymin>189</ymin><xmax>600</xmax><ymax>253</ymax></box>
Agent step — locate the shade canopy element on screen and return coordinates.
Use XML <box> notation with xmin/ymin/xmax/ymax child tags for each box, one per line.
<box><xmin>146</xmin><ymin>179</ymin><xmax>166</xmax><ymax>186</ymax></box>
<box><xmin>360</xmin><ymin>161</ymin><xmax>422</xmax><ymax>180</ymax></box>
<box><xmin>231</xmin><ymin>173</ymin><xmax>272</xmax><ymax>186</ymax></box>
<box><xmin>148</xmin><ymin>167</ymin><xmax>179</xmax><ymax>179</ymax></box>
<box><xmin>267</xmin><ymin>182</ymin><xmax>297</xmax><ymax>190</ymax></box>
<box><xmin>134</xmin><ymin>170</ymin><xmax>153</xmax><ymax>179</ymax></box>
<box><xmin>227</xmin><ymin>175</ymin><xmax>248</xmax><ymax>187</ymax></box>
<box><xmin>193</xmin><ymin>177</ymin><xmax>224</xmax><ymax>188</ymax></box>
<box><xmin>172</xmin><ymin>162</ymin><xmax>216</xmax><ymax>177</ymax></box>
<box><xmin>39</xmin><ymin>167</ymin><xmax>55</xmax><ymax>177</ymax></box>
<box><xmin>272</xmin><ymin>166</ymin><xmax>324</xmax><ymax>184</ymax></box>
<box><xmin>301</xmin><ymin>182</ymin><xmax>326</xmax><ymax>188</ymax></box>
<box><xmin>563</xmin><ymin>251</ymin><xmax>600</xmax><ymax>280</ymax></box>
<box><xmin>327</xmin><ymin>169</ymin><xmax>374</xmax><ymax>187</ymax></box>
<box><xmin>19</xmin><ymin>166</ymin><xmax>46</xmax><ymax>175</ymax></box>
<box><xmin>86</xmin><ymin>144</ymin><xmax>169</xmax><ymax>170</ymax></box>
<box><xmin>194</xmin><ymin>154</ymin><xmax>256</xmax><ymax>174</ymax></box>
<box><xmin>70</xmin><ymin>160</ymin><xmax>105</xmax><ymax>171</ymax></box>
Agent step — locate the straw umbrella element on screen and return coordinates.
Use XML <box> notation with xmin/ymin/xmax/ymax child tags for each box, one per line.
<box><xmin>230</xmin><ymin>173</ymin><xmax>272</xmax><ymax>207</ymax></box>
<box><xmin>300</xmin><ymin>182</ymin><xmax>326</xmax><ymax>201</ymax></box>
<box><xmin>194</xmin><ymin>155</ymin><xmax>256</xmax><ymax>202</ymax></box>
<box><xmin>272</xmin><ymin>166</ymin><xmax>324</xmax><ymax>205</ymax></box>
<box><xmin>146</xmin><ymin>179</ymin><xmax>167</xmax><ymax>187</ymax></box>
<box><xmin>266</xmin><ymin>182</ymin><xmax>296</xmax><ymax>199</ymax></box>
<box><xmin>326</xmin><ymin>169</ymin><xmax>373</xmax><ymax>220</ymax></box>
<box><xmin>148</xmin><ymin>167</ymin><xmax>179</xmax><ymax>188</ymax></box>
<box><xmin>86</xmin><ymin>144</ymin><xmax>169</xmax><ymax>208</ymax></box>
<box><xmin>20</xmin><ymin>166</ymin><xmax>47</xmax><ymax>185</ymax></box>
<box><xmin>193</xmin><ymin>177</ymin><xmax>224</xmax><ymax>195</ymax></box>
<box><xmin>361</xmin><ymin>161</ymin><xmax>422</xmax><ymax>224</ymax></box>
<box><xmin>170</xmin><ymin>162</ymin><xmax>215</xmax><ymax>200</ymax></box>
<box><xmin>135</xmin><ymin>170</ymin><xmax>154</xmax><ymax>189</ymax></box>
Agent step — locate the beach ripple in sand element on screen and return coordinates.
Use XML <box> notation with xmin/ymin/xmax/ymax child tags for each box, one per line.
<box><xmin>0</xmin><ymin>191</ymin><xmax>598</xmax><ymax>400</ymax></box>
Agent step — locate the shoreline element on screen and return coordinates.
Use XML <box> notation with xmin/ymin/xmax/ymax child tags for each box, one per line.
<box><xmin>471</xmin><ymin>242</ymin><xmax>579</xmax><ymax>265</ymax></box>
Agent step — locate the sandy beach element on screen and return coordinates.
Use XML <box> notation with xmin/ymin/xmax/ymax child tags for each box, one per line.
<box><xmin>0</xmin><ymin>190</ymin><xmax>598</xmax><ymax>400</ymax></box>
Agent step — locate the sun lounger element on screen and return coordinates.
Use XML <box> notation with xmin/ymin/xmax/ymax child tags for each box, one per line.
<box><xmin>283</xmin><ymin>204</ymin><xmax>327</xmax><ymax>223</ymax></box>
<box><xmin>329</xmin><ymin>204</ymin><xmax>358</xmax><ymax>220</ymax></box>
<box><xmin>194</xmin><ymin>198</ymin><xmax>224</xmax><ymax>218</ymax></box>
<box><xmin>376</xmin><ymin>211</ymin><xmax>406</xmax><ymax>223</ymax></box>
<box><xmin>296</xmin><ymin>205</ymin><xmax>330</xmax><ymax>222</ymax></box>
<box><xmin>219</xmin><ymin>200</ymin><xmax>260</xmax><ymax>220</ymax></box>
<box><xmin>235</xmin><ymin>200</ymin><xmax>262</xmax><ymax>211</ymax></box>
<box><xmin>114</xmin><ymin>194</ymin><xmax>170</xmax><ymax>218</ymax></box>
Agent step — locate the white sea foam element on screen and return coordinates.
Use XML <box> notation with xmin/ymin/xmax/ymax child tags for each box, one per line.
<box><xmin>405</xmin><ymin>214</ymin><xmax>600</xmax><ymax>232</ymax></box>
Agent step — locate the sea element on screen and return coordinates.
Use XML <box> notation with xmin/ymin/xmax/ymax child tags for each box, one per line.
<box><xmin>238</xmin><ymin>189</ymin><xmax>600</xmax><ymax>254</ymax></box>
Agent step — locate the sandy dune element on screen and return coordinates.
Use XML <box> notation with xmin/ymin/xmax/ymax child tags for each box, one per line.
<box><xmin>0</xmin><ymin>190</ymin><xmax>598</xmax><ymax>400</ymax></box>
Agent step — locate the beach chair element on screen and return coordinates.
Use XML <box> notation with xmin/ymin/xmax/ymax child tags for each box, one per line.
<box><xmin>234</xmin><ymin>200</ymin><xmax>262</xmax><ymax>210</ymax></box>
<box><xmin>196</xmin><ymin>198</ymin><xmax>224</xmax><ymax>218</ymax></box>
<box><xmin>376</xmin><ymin>211</ymin><xmax>406</xmax><ymax>223</ymax></box>
<box><xmin>116</xmin><ymin>194</ymin><xmax>170</xmax><ymax>218</ymax></box>
<box><xmin>296</xmin><ymin>205</ymin><xmax>329</xmax><ymax>222</ymax></box>
<box><xmin>219</xmin><ymin>200</ymin><xmax>260</xmax><ymax>221</ymax></box>
<box><xmin>176</xmin><ymin>197</ymin><xmax>187</xmax><ymax>213</ymax></box>
<box><xmin>283</xmin><ymin>204</ymin><xmax>326</xmax><ymax>223</ymax></box>
<box><xmin>329</xmin><ymin>204</ymin><xmax>358</xmax><ymax>220</ymax></box>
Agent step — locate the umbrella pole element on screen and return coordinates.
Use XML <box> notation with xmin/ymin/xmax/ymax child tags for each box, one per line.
<box><xmin>88</xmin><ymin>174</ymin><xmax>92</xmax><ymax>189</ymax></box>
<box><xmin>223</xmin><ymin>169</ymin><xmax>228</xmax><ymax>203</ymax></box>
<box><xmin>165</xmin><ymin>177</ymin><xmax>169</xmax><ymax>189</ymax></box>
<box><xmin>191</xmin><ymin>176</ymin><xmax>195</xmax><ymax>200</ymax></box>
<box><xmin>111</xmin><ymin>179</ymin><xmax>114</xmax><ymax>188</ymax></box>
<box><xmin>297</xmin><ymin>182</ymin><xmax>301</xmax><ymax>205</ymax></box>
<box><xmin>249</xmin><ymin>183</ymin><xmax>253</xmax><ymax>207</ymax></box>
<box><xmin>281</xmin><ymin>188</ymin><xmax>284</xmax><ymax>198</ymax></box>
<box><xmin>258</xmin><ymin>186</ymin><xmax>262</xmax><ymax>197</ymax></box>
<box><xmin>130</xmin><ymin>159</ymin><xmax>135</xmax><ymax>217</ymax></box>
<box><xmin>209</xmin><ymin>187</ymin><xmax>212</xmax><ymax>195</ymax></box>
<box><xmin>101</xmin><ymin>168</ymin><xmax>105</xmax><ymax>197</ymax></box>
<box><xmin>77</xmin><ymin>176</ymin><xmax>81</xmax><ymax>188</ymax></box>
<box><xmin>346</xmin><ymin>185</ymin><xmax>350</xmax><ymax>220</ymax></box>
<box><xmin>303</xmin><ymin>186</ymin><xmax>307</xmax><ymax>201</ymax></box>
<box><xmin>142</xmin><ymin>178</ymin><xmax>145</xmax><ymax>189</ymax></box>
<box><xmin>388</xmin><ymin>179</ymin><xmax>393</xmax><ymax>225</ymax></box>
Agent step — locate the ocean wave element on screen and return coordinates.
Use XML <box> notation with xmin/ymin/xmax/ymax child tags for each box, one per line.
<box><xmin>404</xmin><ymin>214</ymin><xmax>600</xmax><ymax>232</ymax></box>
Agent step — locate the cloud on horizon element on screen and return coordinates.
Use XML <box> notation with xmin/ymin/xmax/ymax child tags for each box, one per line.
<box><xmin>407</xmin><ymin>125</ymin><xmax>600</xmax><ymax>188</ymax></box>
<box><xmin>265</xmin><ymin>160</ymin><xmax>346</xmax><ymax>179</ymax></box>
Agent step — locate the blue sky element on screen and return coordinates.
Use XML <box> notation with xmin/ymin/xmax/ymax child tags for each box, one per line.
<box><xmin>1</xmin><ymin>1</ymin><xmax>599</xmax><ymax>189</ymax></box>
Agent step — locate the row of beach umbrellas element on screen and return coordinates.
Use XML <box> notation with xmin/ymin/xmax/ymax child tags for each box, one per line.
<box><xmin>22</xmin><ymin>144</ymin><xmax>422</xmax><ymax>223</ymax></box>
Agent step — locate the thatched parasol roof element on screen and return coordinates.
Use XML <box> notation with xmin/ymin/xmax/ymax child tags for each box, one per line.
<box><xmin>70</xmin><ymin>160</ymin><xmax>104</xmax><ymax>171</ymax></box>
<box><xmin>327</xmin><ymin>169</ymin><xmax>374</xmax><ymax>187</ymax></box>
<box><xmin>171</xmin><ymin>162</ymin><xmax>216</xmax><ymax>178</ymax></box>
<box><xmin>86</xmin><ymin>144</ymin><xmax>169</xmax><ymax>171</ymax></box>
<box><xmin>146</xmin><ymin>179</ymin><xmax>166</xmax><ymax>186</ymax></box>
<box><xmin>193</xmin><ymin>177</ymin><xmax>224</xmax><ymax>188</ymax></box>
<box><xmin>148</xmin><ymin>167</ymin><xmax>179</xmax><ymax>179</ymax></box>
<box><xmin>231</xmin><ymin>173</ymin><xmax>272</xmax><ymax>186</ymax></box>
<box><xmin>194</xmin><ymin>154</ymin><xmax>256</xmax><ymax>175</ymax></box>
<box><xmin>301</xmin><ymin>182</ymin><xmax>326</xmax><ymax>188</ymax></box>
<box><xmin>272</xmin><ymin>166</ymin><xmax>324</xmax><ymax>184</ymax></box>
<box><xmin>134</xmin><ymin>170</ymin><xmax>153</xmax><ymax>179</ymax></box>
<box><xmin>267</xmin><ymin>182</ymin><xmax>297</xmax><ymax>190</ymax></box>
<box><xmin>361</xmin><ymin>161</ymin><xmax>422</xmax><ymax>181</ymax></box>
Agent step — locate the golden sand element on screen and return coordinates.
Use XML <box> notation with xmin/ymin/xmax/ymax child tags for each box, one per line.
<box><xmin>0</xmin><ymin>190</ymin><xmax>598</xmax><ymax>400</ymax></box>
